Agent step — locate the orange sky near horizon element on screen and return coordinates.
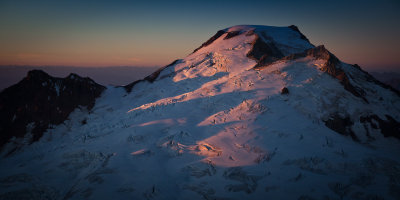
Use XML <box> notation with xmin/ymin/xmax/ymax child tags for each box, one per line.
<box><xmin>0</xmin><ymin>0</ymin><xmax>399</xmax><ymax>71</ymax></box>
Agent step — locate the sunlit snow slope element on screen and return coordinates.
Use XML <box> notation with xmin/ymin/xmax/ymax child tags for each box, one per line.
<box><xmin>1</xmin><ymin>25</ymin><xmax>399</xmax><ymax>200</ymax></box>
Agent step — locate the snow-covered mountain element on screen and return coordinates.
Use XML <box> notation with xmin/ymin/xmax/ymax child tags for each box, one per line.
<box><xmin>0</xmin><ymin>25</ymin><xmax>399</xmax><ymax>200</ymax></box>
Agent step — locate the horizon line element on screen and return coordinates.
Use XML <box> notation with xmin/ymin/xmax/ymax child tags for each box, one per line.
<box><xmin>0</xmin><ymin>64</ymin><xmax>162</xmax><ymax>68</ymax></box>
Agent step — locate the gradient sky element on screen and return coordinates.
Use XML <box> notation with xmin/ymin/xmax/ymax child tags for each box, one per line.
<box><xmin>0</xmin><ymin>0</ymin><xmax>399</xmax><ymax>71</ymax></box>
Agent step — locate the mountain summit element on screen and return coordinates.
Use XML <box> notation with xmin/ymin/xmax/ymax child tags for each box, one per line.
<box><xmin>0</xmin><ymin>25</ymin><xmax>399</xmax><ymax>200</ymax></box>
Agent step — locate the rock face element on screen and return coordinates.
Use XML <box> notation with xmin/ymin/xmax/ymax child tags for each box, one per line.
<box><xmin>360</xmin><ymin>115</ymin><xmax>400</xmax><ymax>139</ymax></box>
<box><xmin>0</xmin><ymin>70</ymin><xmax>105</xmax><ymax>149</ymax></box>
<box><xmin>288</xmin><ymin>25</ymin><xmax>311</xmax><ymax>43</ymax></box>
<box><xmin>324</xmin><ymin>113</ymin><xmax>358</xmax><ymax>141</ymax></box>
<box><xmin>281</xmin><ymin>87</ymin><xmax>289</xmax><ymax>94</ymax></box>
<box><xmin>247</xmin><ymin>34</ymin><xmax>284</xmax><ymax>66</ymax></box>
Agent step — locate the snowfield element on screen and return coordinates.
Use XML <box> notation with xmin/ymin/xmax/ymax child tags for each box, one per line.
<box><xmin>1</xmin><ymin>25</ymin><xmax>400</xmax><ymax>200</ymax></box>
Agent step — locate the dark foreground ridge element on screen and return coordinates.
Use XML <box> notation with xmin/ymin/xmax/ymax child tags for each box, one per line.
<box><xmin>0</xmin><ymin>70</ymin><xmax>105</xmax><ymax>151</ymax></box>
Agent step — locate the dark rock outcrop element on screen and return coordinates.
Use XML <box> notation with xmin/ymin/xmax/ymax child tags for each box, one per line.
<box><xmin>0</xmin><ymin>70</ymin><xmax>105</xmax><ymax>149</ymax></box>
<box><xmin>325</xmin><ymin>114</ymin><xmax>400</xmax><ymax>141</ymax></box>
<box><xmin>281</xmin><ymin>87</ymin><xmax>289</xmax><ymax>94</ymax></box>
<box><xmin>324</xmin><ymin>114</ymin><xmax>359</xmax><ymax>141</ymax></box>
<box><xmin>360</xmin><ymin>115</ymin><xmax>400</xmax><ymax>139</ymax></box>
<box><xmin>247</xmin><ymin>34</ymin><xmax>284</xmax><ymax>65</ymax></box>
<box><xmin>224</xmin><ymin>31</ymin><xmax>241</xmax><ymax>40</ymax></box>
<box><xmin>247</xmin><ymin>25</ymin><xmax>309</xmax><ymax>65</ymax></box>
<box><xmin>288</xmin><ymin>25</ymin><xmax>311</xmax><ymax>43</ymax></box>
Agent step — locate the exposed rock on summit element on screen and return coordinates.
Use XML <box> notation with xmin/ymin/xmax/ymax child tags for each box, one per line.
<box><xmin>247</xmin><ymin>34</ymin><xmax>284</xmax><ymax>65</ymax></box>
<box><xmin>288</xmin><ymin>25</ymin><xmax>311</xmax><ymax>43</ymax></box>
<box><xmin>192</xmin><ymin>30</ymin><xmax>226</xmax><ymax>53</ymax></box>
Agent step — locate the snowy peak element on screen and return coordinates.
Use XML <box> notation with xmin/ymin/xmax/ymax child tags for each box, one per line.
<box><xmin>193</xmin><ymin>25</ymin><xmax>314</xmax><ymax>57</ymax></box>
<box><xmin>122</xmin><ymin>25</ymin><xmax>399</xmax><ymax>143</ymax></box>
<box><xmin>187</xmin><ymin>25</ymin><xmax>315</xmax><ymax>78</ymax></box>
<box><xmin>124</xmin><ymin>25</ymin><xmax>315</xmax><ymax>93</ymax></box>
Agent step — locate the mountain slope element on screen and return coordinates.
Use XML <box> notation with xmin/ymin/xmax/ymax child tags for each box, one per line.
<box><xmin>0</xmin><ymin>25</ymin><xmax>399</xmax><ymax>200</ymax></box>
